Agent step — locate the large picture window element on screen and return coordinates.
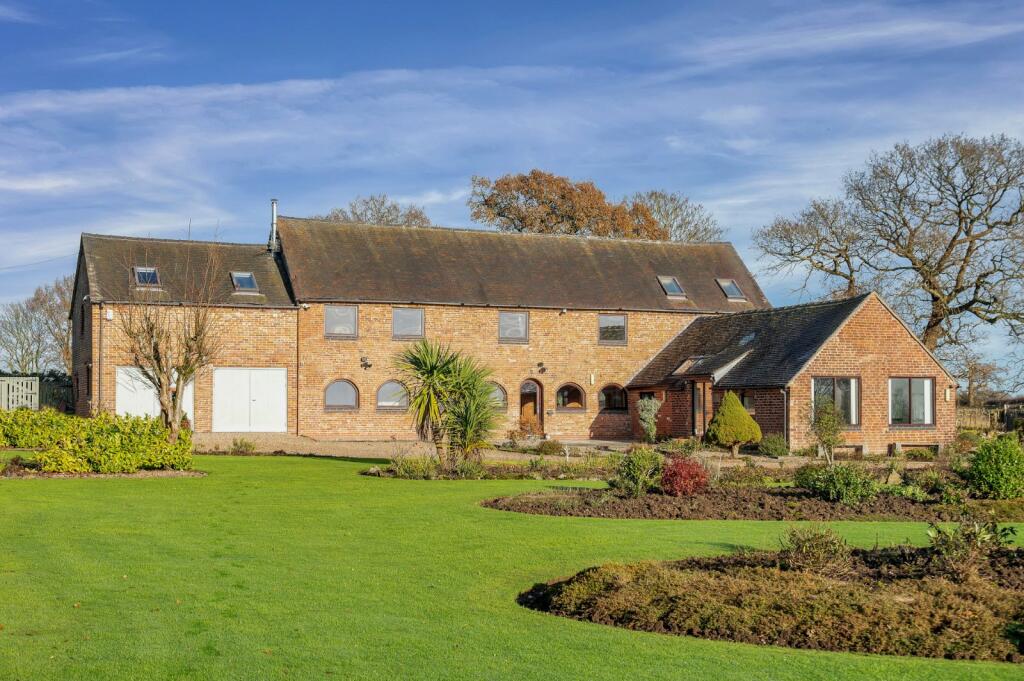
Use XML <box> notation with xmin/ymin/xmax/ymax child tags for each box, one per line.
<box><xmin>812</xmin><ymin>377</ymin><xmax>859</xmax><ymax>426</ymax></box>
<box><xmin>890</xmin><ymin>377</ymin><xmax>933</xmax><ymax>425</ymax></box>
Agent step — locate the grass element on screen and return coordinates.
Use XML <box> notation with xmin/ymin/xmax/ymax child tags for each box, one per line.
<box><xmin>0</xmin><ymin>453</ymin><xmax>1021</xmax><ymax>680</ymax></box>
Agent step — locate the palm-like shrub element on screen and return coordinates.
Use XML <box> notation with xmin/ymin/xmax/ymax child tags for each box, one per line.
<box><xmin>446</xmin><ymin>355</ymin><xmax>500</xmax><ymax>461</ymax></box>
<box><xmin>705</xmin><ymin>391</ymin><xmax>761</xmax><ymax>456</ymax></box>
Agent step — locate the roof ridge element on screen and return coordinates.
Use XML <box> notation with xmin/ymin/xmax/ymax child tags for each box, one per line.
<box><xmin>82</xmin><ymin>233</ymin><xmax>268</xmax><ymax>249</ymax></box>
<box><xmin>277</xmin><ymin>215</ymin><xmax>736</xmax><ymax>247</ymax></box>
<box><xmin>702</xmin><ymin>292</ymin><xmax>871</xmax><ymax>319</ymax></box>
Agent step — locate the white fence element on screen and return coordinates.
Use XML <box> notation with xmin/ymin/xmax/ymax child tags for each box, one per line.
<box><xmin>0</xmin><ymin>377</ymin><xmax>39</xmax><ymax>410</ymax></box>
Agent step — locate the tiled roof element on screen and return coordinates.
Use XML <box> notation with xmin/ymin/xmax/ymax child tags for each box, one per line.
<box><xmin>80</xmin><ymin>234</ymin><xmax>294</xmax><ymax>308</ymax></box>
<box><xmin>629</xmin><ymin>293</ymin><xmax>872</xmax><ymax>389</ymax></box>
<box><xmin>276</xmin><ymin>217</ymin><xmax>771</xmax><ymax>313</ymax></box>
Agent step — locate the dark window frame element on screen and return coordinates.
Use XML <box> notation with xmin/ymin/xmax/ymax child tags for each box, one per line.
<box><xmin>715</xmin><ymin>278</ymin><xmax>746</xmax><ymax>300</ymax></box>
<box><xmin>555</xmin><ymin>383</ymin><xmax>587</xmax><ymax>411</ymax></box>
<box><xmin>657</xmin><ymin>275</ymin><xmax>686</xmax><ymax>297</ymax></box>
<box><xmin>392</xmin><ymin>307</ymin><xmax>425</xmax><ymax>340</ymax></box>
<box><xmin>324</xmin><ymin>305</ymin><xmax>359</xmax><ymax>340</ymax></box>
<box><xmin>488</xmin><ymin>382</ymin><xmax>508</xmax><ymax>411</ymax></box>
<box><xmin>597</xmin><ymin>313</ymin><xmax>628</xmax><ymax>346</ymax></box>
<box><xmin>324</xmin><ymin>379</ymin><xmax>359</xmax><ymax>412</ymax></box>
<box><xmin>811</xmin><ymin>376</ymin><xmax>861</xmax><ymax>427</ymax></box>
<box><xmin>376</xmin><ymin>380</ymin><xmax>410</xmax><ymax>411</ymax></box>
<box><xmin>889</xmin><ymin>376</ymin><xmax>935</xmax><ymax>427</ymax></box>
<box><xmin>497</xmin><ymin>311</ymin><xmax>529</xmax><ymax>344</ymax></box>
<box><xmin>132</xmin><ymin>266</ymin><xmax>160</xmax><ymax>288</ymax></box>
<box><xmin>598</xmin><ymin>384</ymin><xmax>628</xmax><ymax>412</ymax></box>
<box><xmin>740</xmin><ymin>391</ymin><xmax>756</xmax><ymax>415</ymax></box>
<box><xmin>230</xmin><ymin>271</ymin><xmax>259</xmax><ymax>293</ymax></box>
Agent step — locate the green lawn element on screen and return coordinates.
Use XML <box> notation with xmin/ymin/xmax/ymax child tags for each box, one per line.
<box><xmin>0</xmin><ymin>454</ymin><xmax>1020</xmax><ymax>680</ymax></box>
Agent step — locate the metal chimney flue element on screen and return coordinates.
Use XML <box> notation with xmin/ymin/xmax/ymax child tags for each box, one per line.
<box><xmin>268</xmin><ymin>198</ymin><xmax>279</xmax><ymax>251</ymax></box>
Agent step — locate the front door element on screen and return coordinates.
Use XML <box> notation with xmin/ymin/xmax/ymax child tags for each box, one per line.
<box><xmin>519</xmin><ymin>380</ymin><xmax>543</xmax><ymax>435</ymax></box>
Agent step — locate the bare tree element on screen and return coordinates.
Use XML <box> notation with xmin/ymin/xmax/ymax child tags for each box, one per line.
<box><xmin>755</xmin><ymin>135</ymin><xmax>1024</xmax><ymax>355</ymax></box>
<box><xmin>116</xmin><ymin>248</ymin><xmax>224</xmax><ymax>443</ymax></box>
<box><xmin>0</xmin><ymin>300</ymin><xmax>48</xmax><ymax>373</ymax></box>
<box><xmin>630</xmin><ymin>190</ymin><xmax>724</xmax><ymax>242</ymax></box>
<box><xmin>28</xmin><ymin>275</ymin><xmax>74</xmax><ymax>375</ymax></box>
<box><xmin>313</xmin><ymin>193</ymin><xmax>432</xmax><ymax>227</ymax></box>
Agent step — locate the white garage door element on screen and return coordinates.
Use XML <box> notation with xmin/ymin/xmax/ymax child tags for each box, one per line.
<box><xmin>115</xmin><ymin>367</ymin><xmax>194</xmax><ymax>422</ymax></box>
<box><xmin>212</xmin><ymin>368</ymin><xmax>287</xmax><ymax>433</ymax></box>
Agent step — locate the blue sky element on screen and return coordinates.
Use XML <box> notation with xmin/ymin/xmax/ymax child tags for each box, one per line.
<box><xmin>2</xmin><ymin>0</ymin><xmax>1023</xmax><ymax>316</ymax></box>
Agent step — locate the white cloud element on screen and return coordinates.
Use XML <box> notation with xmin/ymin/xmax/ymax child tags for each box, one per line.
<box><xmin>66</xmin><ymin>43</ymin><xmax>172</xmax><ymax>66</ymax></box>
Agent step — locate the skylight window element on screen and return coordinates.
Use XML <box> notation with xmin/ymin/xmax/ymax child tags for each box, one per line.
<box><xmin>658</xmin><ymin>275</ymin><xmax>685</xmax><ymax>297</ymax></box>
<box><xmin>133</xmin><ymin>266</ymin><xmax>160</xmax><ymax>287</ymax></box>
<box><xmin>231</xmin><ymin>271</ymin><xmax>259</xmax><ymax>292</ymax></box>
<box><xmin>716</xmin><ymin>278</ymin><xmax>746</xmax><ymax>300</ymax></box>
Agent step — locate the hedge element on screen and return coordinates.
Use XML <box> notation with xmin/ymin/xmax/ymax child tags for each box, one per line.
<box><xmin>0</xmin><ymin>408</ymin><xmax>192</xmax><ymax>473</ymax></box>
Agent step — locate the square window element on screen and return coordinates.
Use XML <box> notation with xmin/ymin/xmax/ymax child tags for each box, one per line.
<box><xmin>812</xmin><ymin>377</ymin><xmax>860</xmax><ymax>426</ymax></box>
<box><xmin>716</xmin><ymin>278</ymin><xmax>746</xmax><ymax>300</ymax></box>
<box><xmin>325</xmin><ymin>305</ymin><xmax>358</xmax><ymax>338</ymax></box>
<box><xmin>598</xmin><ymin>314</ymin><xmax>627</xmax><ymax>345</ymax></box>
<box><xmin>890</xmin><ymin>377</ymin><xmax>933</xmax><ymax>425</ymax></box>
<box><xmin>230</xmin><ymin>271</ymin><xmax>258</xmax><ymax>292</ymax></box>
<box><xmin>133</xmin><ymin>266</ymin><xmax>160</xmax><ymax>287</ymax></box>
<box><xmin>657</xmin><ymin>275</ymin><xmax>685</xmax><ymax>297</ymax></box>
<box><xmin>392</xmin><ymin>308</ymin><xmax>424</xmax><ymax>339</ymax></box>
<box><xmin>498</xmin><ymin>311</ymin><xmax>528</xmax><ymax>342</ymax></box>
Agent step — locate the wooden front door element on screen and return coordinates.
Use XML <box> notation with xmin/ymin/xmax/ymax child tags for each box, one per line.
<box><xmin>519</xmin><ymin>380</ymin><xmax>543</xmax><ymax>435</ymax></box>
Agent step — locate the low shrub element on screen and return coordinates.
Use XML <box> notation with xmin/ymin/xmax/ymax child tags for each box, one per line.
<box><xmin>660</xmin><ymin>457</ymin><xmax>709</xmax><ymax>496</ymax></box>
<box><xmin>0</xmin><ymin>407</ymin><xmax>84</xmax><ymax>450</ymax></box>
<box><xmin>389</xmin><ymin>453</ymin><xmax>440</xmax><ymax>479</ymax></box>
<box><xmin>963</xmin><ymin>435</ymin><xmax>1024</xmax><ymax>500</ymax></box>
<box><xmin>454</xmin><ymin>457</ymin><xmax>486</xmax><ymax>480</ymax></box>
<box><xmin>794</xmin><ymin>463</ymin><xmax>877</xmax><ymax>505</ymax></box>
<box><xmin>927</xmin><ymin>515</ymin><xmax>1017</xmax><ymax>582</ymax></box>
<box><xmin>535</xmin><ymin>439</ymin><xmax>565</xmax><ymax>457</ymax></box>
<box><xmin>611</xmin><ymin>447</ymin><xmax>663</xmax><ymax>497</ymax></box>
<box><xmin>778</xmin><ymin>526</ymin><xmax>852</xmax><ymax>578</ymax></box>
<box><xmin>230</xmin><ymin>437</ymin><xmax>257</xmax><ymax>455</ymax></box>
<box><xmin>904</xmin><ymin>447</ymin><xmax>936</xmax><ymax>462</ymax></box>
<box><xmin>757</xmin><ymin>433</ymin><xmax>789</xmax><ymax>458</ymax></box>
<box><xmin>658</xmin><ymin>437</ymin><xmax>699</xmax><ymax>457</ymax></box>
<box><xmin>903</xmin><ymin>467</ymin><xmax>956</xmax><ymax>495</ymax></box>
<box><xmin>954</xmin><ymin>429</ymin><xmax>983</xmax><ymax>453</ymax></box>
<box><xmin>717</xmin><ymin>463</ymin><xmax>769</xmax><ymax>488</ymax></box>
<box><xmin>879</xmin><ymin>483</ymin><xmax>930</xmax><ymax>502</ymax></box>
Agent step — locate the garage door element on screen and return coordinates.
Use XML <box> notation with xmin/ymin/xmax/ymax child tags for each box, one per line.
<box><xmin>212</xmin><ymin>368</ymin><xmax>287</xmax><ymax>433</ymax></box>
<box><xmin>115</xmin><ymin>367</ymin><xmax>194</xmax><ymax>422</ymax></box>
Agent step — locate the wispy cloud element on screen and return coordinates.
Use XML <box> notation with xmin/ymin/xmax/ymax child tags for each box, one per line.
<box><xmin>0</xmin><ymin>2</ymin><xmax>37</xmax><ymax>23</ymax></box>
<box><xmin>66</xmin><ymin>42</ymin><xmax>172</xmax><ymax>65</ymax></box>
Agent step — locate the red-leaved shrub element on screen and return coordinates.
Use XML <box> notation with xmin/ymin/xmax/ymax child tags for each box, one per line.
<box><xmin>660</xmin><ymin>457</ymin><xmax>709</xmax><ymax>496</ymax></box>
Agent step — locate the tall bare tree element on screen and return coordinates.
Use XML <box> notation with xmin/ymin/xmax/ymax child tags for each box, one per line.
<box><xmin>117</xmin><ymin>248</ymin><xmax>224</xmax><ymax>443</ymax></box>
<box><xmin>313</xmin><ymin>193</ymin><xmax>432</xmax><ymax>227</ymax></box>
<box><xmin>28</xmin><ymin>275</ymin><xmax>74</xmax><ymax>375</ymax></box>
<box><xmin>469</xmin><ymin>170</ymin><xmax>667</xmax><ymax>240</ymax></box>
<box><xmin>0</xmin><ymin>300</ymin><xmax>48</xmax><ymax>373</ymax></box>
<box><xmin>754</xmin><ymin>135</ymin><xmax>1024</xmax><ymax>356</ymax></box>
<box><xmin>630</xmin><ymin>190</ymin><xmax>724</xmax><ymax>242</ymax></box>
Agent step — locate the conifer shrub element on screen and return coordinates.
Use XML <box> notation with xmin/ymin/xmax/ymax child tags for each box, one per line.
<box><xmin>636</xmin><ymin>397</ymin><xmax>662</xmax><ymax>443</ymax></box>
<box><xmin>705</xmin><ymin>391</ymin><xmax>762</xmax><ymax>456</ymax></box>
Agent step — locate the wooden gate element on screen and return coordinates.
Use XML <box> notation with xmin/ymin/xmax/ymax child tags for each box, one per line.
<box><xmin>0</xmin><ymin>377</ymin><xmax>40</xmax><ymax>410</ymax></box>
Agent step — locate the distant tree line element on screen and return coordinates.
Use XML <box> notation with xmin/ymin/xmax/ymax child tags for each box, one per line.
<box><xmin>0</xmin><ymin>275</ymin><xmax>73</xmax><ymax>377</ymax></box>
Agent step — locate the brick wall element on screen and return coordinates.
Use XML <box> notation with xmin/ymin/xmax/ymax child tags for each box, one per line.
<box><xmin>296</xmin><ymin>303</ymin><xmax>695</xmax><ymax>441</ymax></box>
<box><xmin>788</xmin><ymin>295</ymin><xmax>957</xmax><ymax>453</ymax></box>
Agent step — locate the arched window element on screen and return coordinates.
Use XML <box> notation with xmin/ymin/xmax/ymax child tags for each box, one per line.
<box><xmin>556</xmin><ymin>383</ymin><xmax>585</xmax><ymax>410</ymax></box>
<box><xmin>376</xmin><ymin>380</ymin><xmax>409</xmax><ymax>410</ymax></box>
<box><xmin>598</xmin><ymin>385</ymin><xmax>627</xmax><ymax>412</ymax></box>
<box><xmin>489</xmin><ymin>382</ymin><xmax>508</xmax><ymax>410</ymax></box>
<box><xmin>325</xmin><ymin>380</ymin><xmax>358</xmax><ymax>411</ymax></box>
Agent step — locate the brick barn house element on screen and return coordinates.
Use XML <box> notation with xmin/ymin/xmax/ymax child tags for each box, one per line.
<box><xmin>70</xmin><ymin>203</ymin><xmax>957</xmax><ymax>452</ymax></box>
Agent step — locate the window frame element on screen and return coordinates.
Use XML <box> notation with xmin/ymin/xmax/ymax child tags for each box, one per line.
<box><xmin>740</xmin><ymin>391</ymin><xmax>756</xmax><ymax>415</ymax></box>
<box><xmin>132</xmin><ymin>266</ymin><xmax>160</xmax><ymax>288</ymax></box>
<box><xmin>392</xmin><ymin>307</ymin><xmax>425</xmax><ymax>340</ymax></box>
<box><xmin>230</xmin><ymin>271</ymin><xmax>259</xmax><ymax>293</ymax></box>
<box><xmin>715</xmin><ymin>278</ymin><xmax>746</xmax><ymax>301</ymax></box>
<box><xmin>888</xmin><ymin>377</ymin><xmax>935</xmax><ymax>427</ymax></box>
<box><xmin>324</xmin><ymin>379</ymin><xmax>359</xmax><ymax>412</ymax></box>
<box><xmin>597</xmin><ymin>313</ymin><xmax>628</xmax><ymax>346</ymax></box>
<box><xmin>810</xmin><ymin>376</ymin><xmax>861</xmax><ymax>428</ymax></box>
<box><xmin>324</xmin><ymin>305</ymin><xmax>359</xmax><ymax>340</ymax></box>
<box><xmin>555</xmin><ymin>383</ymin><xmax>587</xmax><ymax>411</ymax></box>
<box><xmin>488</xmin><ymin>382</ymin><xmax>508</xmax><ymax>411</ymax></box>
<box><xmin>497</xmin><ymin>310</ymin><xmax>529</xmax><ymax>344</ymax></box>
<box><xmin>598</xmin><ymin>384</ymin><xmax>628</xmax><ymax>412</ymax></box>
<box><xmin>657</xmin><ymin>275</ymin><xmax>686</xmax><ymax>298</ymax></box>
<box><xmin>376</xmin><ymin>380</ymin><xmax>410</xmax><ymax>411</ymax></box>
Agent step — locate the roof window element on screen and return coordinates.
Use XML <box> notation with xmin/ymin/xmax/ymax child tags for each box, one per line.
<box><xmin>658</xmin><ymin>275</ymin><xmax>685</xmax><ymax>297</ymax></box>
<box><xmin>231</xmin><ymin>271</ymin><xmax>259</xmax><ymax>292</ymax></box>
<box><xmin>133</xmin><ymin>266</ymin><xmax>160</xmax><ymax>287</ymax></box>
<box><xmin>716</xmin><ymin>278</ymin><xmax>746</xmax><ymax>300</ymax></box>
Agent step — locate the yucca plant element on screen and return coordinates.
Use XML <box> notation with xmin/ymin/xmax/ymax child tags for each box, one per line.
<box><xmin>446</xmin><ymin>355</ymin><xmax>500</xmax><ymax>461</ymax></box>
<box><xmin>394</xmin><ymin>340</ymin><xmax>461</xmax><ymax>468</ymax></box>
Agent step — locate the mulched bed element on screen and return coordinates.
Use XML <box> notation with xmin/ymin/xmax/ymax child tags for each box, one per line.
<box><xmin>520</xmin><ymin>546</ymin><xmax>1024</xmax><ymax>663</ymax></box>
<box><xmin>484</xmin><ymin>486</ymin><xmax>1024</xmax><ymax>521</ymax></box>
